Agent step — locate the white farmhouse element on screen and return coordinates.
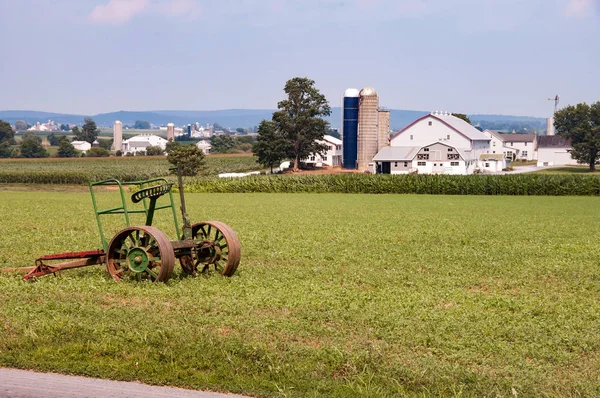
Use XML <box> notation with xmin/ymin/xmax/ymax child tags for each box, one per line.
<box><xmin>71</xmin><ymin>140</ymin><xmax>92</xmax><ymax>153</ymax></box>
<box><xmin>305</xmin><ymin>135</ymin><xmax>343</xmax><ymax>167</ymax></box>
<box><xmin>374</xmin><ymin>112</ymin><xmax>492</xmax><ymax>174</ymax></box>
<box><xmin>122</xmin><ymin>134</ymin><xmax>168</xmax><ymax>155</ymax></box>
<box><xmin>497</xmin><ymin>133</ymin><xmax>537</xmax><ymax>161</ymax></box>
<box><xmin>482</xmin><ymin>130</ymin><xmax>520</xmax><ymax>161</ymax></box>
<box><xmin>536</xmin><ymin>136</ymin><xmax>573</xmax><ymax>167</ymax></box>
<box><xmin>196</xmin><ymin>140</ymin><xmax>212</xmax><ymax>154</ymax></box>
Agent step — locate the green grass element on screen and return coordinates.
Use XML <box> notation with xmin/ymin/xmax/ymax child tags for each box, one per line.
<box><xmin>1</xmin><ymin>192</ymin><xmax>599</xmax><ymax>397</ymax></box>
<box><xmin>534</xmin><ymin>166</ymin><xmax>600</xmax><ymax>175</ymax></box>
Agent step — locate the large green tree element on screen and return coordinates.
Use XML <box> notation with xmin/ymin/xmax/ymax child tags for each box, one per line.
<box><xmin>272</xmin><ymin>77</ymin><xmax>331</xmax><ymax>171</ymax></box>
<box><xmin>0</xmin><ymin>120</ymin><xmax>15</xmax><ymax>144</ymax></box>
<box><xmin>20</xmin><ymin>137</ymin><xmax>48</xmax><ymax>158</ymax></box>
<box><xmin>57</xmin><ymin>140</ymin><xmax>79</xmax><ymax>158</ymax></box>
<box><xmin>75</xmin><ymin>118</ymin><xmax>99</xmax><ymax>144</ymax></box>
<box><xmin>210</xmin><ymin>134</ymin><xmax>235</xmax><ymax>153</ymax></box>
<box><xmin>253</xmin><ymin>120</ymin><xmax>289</xmax><ymax>172</ymax></box>
<box><xmin>554</xmin><ymin>101</ymin><xmax>600</xmax><ymax>171</ymax></box>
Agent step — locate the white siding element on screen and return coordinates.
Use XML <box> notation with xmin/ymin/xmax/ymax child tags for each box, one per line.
<box><xmin>537</xmin><ymin>148</ymin><xmax>574</xmax><ymax>167</ymax></box>
<box><xmin>391</xmin><ymin>116</ymin><xmax>472</xmax><ymax>149</ymax></box>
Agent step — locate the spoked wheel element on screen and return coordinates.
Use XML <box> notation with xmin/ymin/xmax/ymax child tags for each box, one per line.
<box><xmin>106</xmin><ymin>226</ymin><xmax>174</xmax><ymax>282</ymax></box>
<box><xmin>180</xmin><ymin>221</ymin><xmax>241</xmax><ymax>277</ymax></box>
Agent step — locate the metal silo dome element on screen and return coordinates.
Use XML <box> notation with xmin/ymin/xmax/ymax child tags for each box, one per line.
<box><xmin>360</xmin><ymin>87</ymin><xmax>377</xmax><ymax>97</ymax></box>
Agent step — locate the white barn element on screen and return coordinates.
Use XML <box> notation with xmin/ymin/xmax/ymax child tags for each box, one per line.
<box><xmin>122</xmin><ymin>134</ymin><xmax>168</xmax><ymax>155</ymax></box>
<box><xmin>71</xmin><ymin>141</ymin><xmax>92</xmax><ymax>153</ymax></box>
<box><xmin>375</xmin><ymin>112</ymin><xmax>493</xmax><ymax>174</ymax></box>
<box><xmin>536</xmin><ymin>136</ymin><xmax>574</xmax><ymax>167</ymax></box>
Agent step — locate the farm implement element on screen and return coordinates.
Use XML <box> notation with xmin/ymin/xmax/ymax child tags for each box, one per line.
<box><xmin>7</xmin><ymin>168</ymin><xmax>240</xmax><ymax>282</ymax></box>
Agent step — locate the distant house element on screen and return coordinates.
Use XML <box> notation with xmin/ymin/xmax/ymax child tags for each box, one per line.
<box><xmin>122</xmin><ymin>134</ymin><xmax>168</xmax><ymax>155</ymax></box>
<box><xmin>497</xmin><ymin>132</ymin><xmax>537</xmax><ymax>161</ymax></box>
<box><xmin>374</xmin><ymin>112</ymin><xmax>493</xmax><ymax>174</ymax></box>
<box><xmin>304</xmin><ymin>135</ymin><xmax>343</xmax><ymax>167</ymax></box>
<box><xmin>536</xmin><ymin>136</ymin><xmax>573</xmax><ymax>167</ymax></box>
<box><xmin>71</xmin><ymin>141</ymin><xmax>92</xmax><ymax>153</ymax></box>
<box><xmin>196</xmin><ymin>140</ymin><xmax>212</xmax><ymax>154</ymax></box>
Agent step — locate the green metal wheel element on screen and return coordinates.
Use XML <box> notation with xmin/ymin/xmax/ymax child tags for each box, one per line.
<box><xmin>106</xmin><ymin>226</ymin><xmax>174</xmax><ymax>282</ymax></box>
<box><xmin>179</xmin><ymin>221</ymin><xmax>241</xmax><ymax>277</ymax></box>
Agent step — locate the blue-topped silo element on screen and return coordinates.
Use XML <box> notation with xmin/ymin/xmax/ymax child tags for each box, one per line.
<box><xmin>342</xmin><ymin>88</ymin><xmax>360</xmax><ymax>169</ymax></box>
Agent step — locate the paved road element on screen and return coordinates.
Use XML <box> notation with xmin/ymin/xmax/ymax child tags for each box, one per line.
<box><xmin>0</xmin><ymin>368</ymin><xmax>251</xmax><ymax>398</ymax></box>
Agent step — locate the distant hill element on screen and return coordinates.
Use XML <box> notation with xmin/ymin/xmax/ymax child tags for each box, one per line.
<box><xmin>0</xmin><ymin>109</ymin><xmax>546</xmax><ymax>132</ymax></box>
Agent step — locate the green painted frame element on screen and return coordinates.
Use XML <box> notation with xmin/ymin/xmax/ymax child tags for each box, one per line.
<box><xmin>89</xmin><ymin>178</ymin><xmax>180</xmax><ymax>252</ymax></box>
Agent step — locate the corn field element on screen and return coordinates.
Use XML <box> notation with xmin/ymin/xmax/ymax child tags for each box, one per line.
<box><xmin>0</xmin><ymin>155</ymin><xmax>260</xmax><ymax>184</ymax></box>
<box><xmin>186</xmin><ymin>174</ymin><xmax>600</xmax><ymax>196</ymax></box>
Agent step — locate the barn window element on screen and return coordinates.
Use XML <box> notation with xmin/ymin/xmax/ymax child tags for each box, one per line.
<box><xmin>417</xmin><ymin>161</ymin><xmax>426</xmax><ymax>166</ymax></box>
<box><xmin>394</xmin><ymin>162</ymin><xmax>398</xmax><ymax>167</ymax></box>
<box><xmin>450</xmin><ymin>162</ymin><xmax>459</xmax><ymax>166</ymax></box>
<box><xmin>424</xmin><ymin>147</ymin><xmax>430</xmax><ymax>152</ymax></box>
<box><xmin>485</xmin><ymin>163</ymin><xmax>490</xmax><ymax>167</ymax></box>
<box><xmin>410</xmin><ymin>135</ymin><xmax>413</xmax><ymax>140</ymax></box>
<box><xmin>404</xmin><ymin>162</ymin><xmax>408</xmax><ymax>167</ymax></box>
<box><xmin>448</xmin><ymin>148</ymin><xmax>453</xmax><ymax>152</ymax></box>
<box><xmin>428</xmin><ymin>121</ymin><xmax>432</xmax><ymax>126</ymax></box>
<box><xmin>447</xmin><ymin>135</ymin><xmax>450</xmax><ymax>140</ymax></box>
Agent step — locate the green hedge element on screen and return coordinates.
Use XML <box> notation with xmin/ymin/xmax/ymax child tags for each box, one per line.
<box><xmin>0</xmin><ymin>171</ymin><xmax>161</xmax><ymax>185</ymax></box>
<box><xmin>186</xmin><ymin>174</ymin><xmax>600</xmax><ymax>196</ymax></box>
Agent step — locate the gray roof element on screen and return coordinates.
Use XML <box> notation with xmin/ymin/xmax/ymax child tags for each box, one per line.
<box><xmin>498</xmin><ymin>133</ymin><xmax>536</xmax><ymax>143</ymax></box>
<box><xmin>373</xmin><ymin>146</ymin><xmax>421</xmax><ymax>161</ymax></box>
<box><xmin>537</xmin><ymin>135</ymin><xmax>572</xmax><ymax>148</ymax></box>
<box><xmin>435</xmin><ymin>114</ymin><xmax>490</xmax><ymax>141</ymax></box>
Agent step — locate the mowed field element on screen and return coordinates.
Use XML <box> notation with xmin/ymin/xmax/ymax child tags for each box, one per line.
<box><xmin>0</xmin><ymin>192</ymin><xmax>599</xmax><ymax>397</ymax></box>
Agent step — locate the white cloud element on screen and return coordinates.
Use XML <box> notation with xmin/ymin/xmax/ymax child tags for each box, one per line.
<box><xmin>565</xmin><ymin>0</ymin><xmax>593</xmax><ymax>16</ymax></box>
<box><xmin>89</xmin><ymin>0</ymin><xmax>149</xmax><ymax>24</ymax></box>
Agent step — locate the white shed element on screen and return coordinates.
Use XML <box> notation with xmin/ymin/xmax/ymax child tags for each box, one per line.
<box><xmin>536</xmin><ymin>136</ymin><xmax>574</xmax><ymax>167</ymax></box>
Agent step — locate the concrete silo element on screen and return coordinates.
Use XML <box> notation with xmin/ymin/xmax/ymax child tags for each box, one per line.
<box><xmin>167</xmin><ymin>123</ymin><xmax>175</xmax><ymax>141</ymax></box>
<box><xmin>357</xmin><ymin>87</ymin><xmax>379</xmax><ymax>172</ymax></box>
<box><xmin>342</xmin><ymin>88</ymin><xmax>360</xmax><ymax>169</ymax></box>
<box><xmin>113</xmin><ymin>121</ymin><xmax>123</xmax><ymax>152</ymax></box>
<box><xmin>377</xmin><ymin>109</ymin><xmax>390</xmax><ymax>151</ymax></box>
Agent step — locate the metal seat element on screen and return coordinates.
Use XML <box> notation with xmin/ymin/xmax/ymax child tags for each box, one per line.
<box><xmin>131</xmin><ymin>184</ymin><xmax>173</xmax><ymax>203</ymax></box>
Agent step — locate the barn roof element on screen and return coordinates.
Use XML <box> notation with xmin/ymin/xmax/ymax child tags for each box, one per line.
<box><xmin>373</xmin><ymin>146</ymin><xmax>421</xmax><ymax>161</ymax></box>
<box><xmin>537</xmin><ymin>135</ymin><xmax>572</xmax><ymax>148</ymax></box>
<box><xmin>391</xmin><ymin>114</ymin><xmax>490</xmax><ymax>142</ymax></box>
<box><xmin>498</xmin><ymin>133</ymin><xmax>536</xmax><ymax>143</ymax></box>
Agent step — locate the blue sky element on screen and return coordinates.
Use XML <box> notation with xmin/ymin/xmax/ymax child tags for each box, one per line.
<box><xmin>1</xmin><ymin>0</ymin><xmax>598</xmax><ymax>117</ymax></box>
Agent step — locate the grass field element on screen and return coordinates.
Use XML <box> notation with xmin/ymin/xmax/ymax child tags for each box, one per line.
<box><xmin>0</xmin><ymin>192</ymin><xmax>599</xmax><ymax>397</ymax></box>
<box><xmin>534</xmin><ymin>166</ymin><xmax>600</xmax><ymax>175</ymax></box>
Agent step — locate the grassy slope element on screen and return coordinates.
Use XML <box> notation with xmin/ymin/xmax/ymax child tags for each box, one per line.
<box><xmin>534</xmin><ymin>166</ymin><xmax>600</xmax><ymax>175</ymax></box>
<box><xmin>0</xmin><ymin>193</ymin><xmax>599</xmax><ymax>397</ymax></box>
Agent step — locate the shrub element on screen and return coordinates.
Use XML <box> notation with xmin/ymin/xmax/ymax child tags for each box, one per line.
<box><xmin>86</xmin><ymin>147</ymin><xmax>110</xmax><ymax>157</ymax></box>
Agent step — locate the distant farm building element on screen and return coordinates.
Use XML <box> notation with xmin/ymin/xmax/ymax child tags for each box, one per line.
<box><xmin>536</xmin><ymin>136</ymin><xmax>573</xmax><ymax>167</ymax></box>
<box><xmin>71</xmin><ymin>141</ymin><xmax>92</xmax><ymax>153</ymax></box>
<box><xmin>196</xmin><ymin>140</ymin><xmax>212</xmax><ymax>154</ymax></box>
<box><xmin>122</xmin><ymin>134</ymin><xmax>168</xmax><ymax>155</ymax></box>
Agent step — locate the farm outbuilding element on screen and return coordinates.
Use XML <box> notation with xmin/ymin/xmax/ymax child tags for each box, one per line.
<box><xmin>536</xmin><ymin>136</ymin><xmax>573</xmax><ymax>167</ymax></box>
